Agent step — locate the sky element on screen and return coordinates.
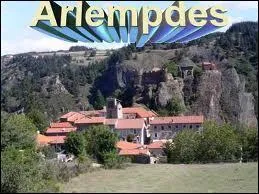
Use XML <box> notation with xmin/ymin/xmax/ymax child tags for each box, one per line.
<box><xmin>1</xmin><ymin>1</ymin><xmax>258</xmax><ymax>55</ymax></box>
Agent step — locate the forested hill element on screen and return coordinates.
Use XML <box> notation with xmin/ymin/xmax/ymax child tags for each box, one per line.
<box><xmin>1</xmin><ymin>21</ymin><xmax>258</xmax><ymax>128</ymax></box>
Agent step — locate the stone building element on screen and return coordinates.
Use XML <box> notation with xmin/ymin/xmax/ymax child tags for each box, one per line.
<box><xmin>202</xmin><ymin>61</ymin><xmax>217</xmax><ymax>71</ymax></box>
<box><xmin>178</xmin><ymin>57</ymin><xmax>195</xmax><ymax>78</ymax></box>
<box><xmin>149</xmin><ymin>116</ymin><xmax>204</xmax><ymax>140</ymax></box>
<box><xmin>106</xmin><ymin>98</ymin><xmax>123</xmax><ymax>119</ymax></box>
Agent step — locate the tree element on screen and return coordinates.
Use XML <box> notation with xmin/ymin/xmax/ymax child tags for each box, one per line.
<box><xmin>239</xmin><ymin>127</ymin><xmax>258</xmax><ymax>162</ymax></box>
<box><xmin>83</xmin><ymin>125</ymin><xmax>118</xmax><ymax>163</ymax></box>
<box><xmin>1</xmin><ymin>147</ymin><xmax>55</xmax><ymax>193</ymax></box>
<box><xmin>164</xmin><ymin>130</ymin><xmax>200</xmax><ymax>164</ymax></box>
<box><xmin>1</xmin><ymin>114</ymin><xmax>37</xmax><ymax>151</ymax></box>
<box><xmin>126</xmin><ymin>134</ymin><xmax>134</xmax><ymax>142</ymax></box>
<box><xmin>64</xmin><ymin>132</ymin><xmax>85</xmax><ymax>156</ymax></box>
<box><xmin>93</xmin><ymin>90</ymin><xmax>105</xmax><ymax>110</ymax></box>
<box><xmin>166</xmin><ymin>97</ymin><xmax>184</xmax><ymax>116</ymax></box>
<box><xmin>39</xmin><ymin>146</ymin><xmax>57</xmax><ymax>159</ymax></box>
<box><xmin>103</xmin><ymin>151</ymin><xmax>125</xmax><ymax>169</ymax></box>
<box><xmin>164</xmin><ymin>61</ymin><xmax>179</xmax><ymax>77</ymax></box>
<box><xmin>198</xmin><ymin>121</ymin><xmax>241</xmax><ymax>162</ymax></box>
<box><xmin>26</xmin><ymin>109</ymin><xmax>48</xmax><ymax>133</ymax></box>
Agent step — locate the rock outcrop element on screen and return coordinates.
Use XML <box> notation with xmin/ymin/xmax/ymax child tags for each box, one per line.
<box><xmin>191</xmin><ymin>70</ymin><xmax>222</xmax><ymax>122</ymax></box>
<box><xmin>191</xmin><ymin>68</ymin><xmax>257</xmax><ymax>127</ymax></box>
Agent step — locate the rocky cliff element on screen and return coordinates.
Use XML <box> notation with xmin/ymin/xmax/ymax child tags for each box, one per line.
<box><xmin>1</xmin><ymin>22</ymin><xmax>258</xmax><ymax>128</ymax></box>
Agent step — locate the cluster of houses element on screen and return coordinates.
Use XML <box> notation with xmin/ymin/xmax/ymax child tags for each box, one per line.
<box><xmin>37</xmin><ymin>97</ymin><xmax>204</xmax><ymax>163</ymax></box>
<box><xmin>36</xmin><ymin>53</ymin><xmax>217</xmax><ymax>164</ymax></box>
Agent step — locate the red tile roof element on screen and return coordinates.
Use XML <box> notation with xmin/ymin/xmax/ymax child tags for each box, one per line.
<box><xmin>119</xmin><ymin>148</ymin><xmax>149</xmax><ymax>156</ymax></box>
<box><xmin>105</xmin><ymin>118</ymin><xmax>118</xmax><ymax>125</ymax></box>
<box><xmin>115</xmin><ymin>119</ymin><xmax>145</xmax><ymax>129</ymax></box>
<box><xmin>67</xmin><ymin>112</ymin><xmax>86</xmax><ymax>122</ymax></box>
<box><xmin>150</xmin><ymin>116</ymin><xmax>204</xmax><ymax>124</ymax></box>
<box><xmin>50</xmin><ymin>122</ymin><xmax>74</xmax><ymax>128</ymax></box>
<box><xmin>60</xmin><ymin>112</ymin><xmax>77</xmax><ymax>119</ymax></box>
<box><xmin>80</xmin><ymin>110</ymin><xmax>103</xmax><ymax>117</ymax></box>
<box><xmin>74</xmin><ymin>117</ymin><xmax>105</xmax><ymax>124</ymax></box>
<box><xmin>37</xmin><ymin>133</ymin><xmax>67</xmax><ymax>145</ymax></box>
<box><xmin>122</xmin><ymin>107</ymin><xmax>157</xmax><ymax>118</ymax></box>
<box><xmin>36</xmin><ymin>133</ymin><xmax>50</xmax><ymax>146</ymax></box>
<box><xmin>48</xmin><ymin>136</ymin><xmax>67</xmax><ymax>144</ymax></box>
<box><xmin>147</xmin><ymin>141</ymin><xmax>165</xmax><ymax>149</ymax></box>
<box><xmin>116</xmin><ymin>141</ymin><xmax>142</xmax><ymax>150</ymax></box>
<box><xmin>45</xmin><ymin>127</ymin><xmax>77</xmax><ymax>134</ymax></box>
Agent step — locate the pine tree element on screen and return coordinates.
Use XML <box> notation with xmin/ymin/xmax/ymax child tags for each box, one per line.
<box><xmin>94</xmin><ymin>90</ymin><xmax>105</xmax><ymax>110</ymax></box>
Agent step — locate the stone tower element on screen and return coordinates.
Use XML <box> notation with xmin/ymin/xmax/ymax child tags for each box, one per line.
<box><xmin>106</xmin><ymin>98</ymin><xmax>123</xmax><ymax>119</ymax></box>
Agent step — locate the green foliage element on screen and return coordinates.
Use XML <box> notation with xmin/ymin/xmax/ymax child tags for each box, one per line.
<box><xmin>193</xmin><ymin>66</ymin><xmax>203</xmax><ymax>78</ymax></box>
<box><xmin>126</xmin><ymin>134</ymin><xmax>135</xmax><ymax>142</ymax></box>
<box><xmin>166</xmin><ymin>130</ymin><xmax>200</xmax><ymax>164</ymax></box>
<box><xmin>64</xmin><ymin>132</ymin><xmax>85</xmax><ymax>156</ymax></box>
<box><xmin>166</xmin><ymin>97</ymin><xmax>185</xmax><ymax>116</ymax></box>
<box><xmin>164</xmin><ymin>121</ymin><xmax>242</xmax><ymax>164</ymax></box>
<box><xmin>239</xmin><ymin>127</ymin><xmax>258</xmax><ymax>162</ymax></box>
<box><xmin>1</xmin><ymin>114</ymin><xmax>37</xmax><ymax>151</ymax></box>
<box><xmin>199</xmin><ymin>121</ymin><xmax>241</xmax><ymax>162</ymax></box>
<box><xmin>39</xmin><ymin>146</ymin><xmax>57</xmax><ymax>159</ymax></box>
<box><xmin>83</xmin><ymin>125</ymin><xmax>118</xmax><ymax>163</ymax></box>
<box><xmin>26</xmin><ymin>109</ymin><xmax>48</xmax><ymax>133</ymax></box>
<box><xmin>93</xmin><ymin>90</ymin><xmax>106</xmax><ymax>110</ymax></box>
<box><xmin>157</xmin><ymin>97</ymin><xmax>184</xmax><ymax>116</ymax></box>
<box><xmin>164</xmin><ymin>61</ymin><xmax>179</xmax><ymax>77</ymax></box>
<box><xmin>103</xmin><ymin>151</ymin><xmax>126</xmax><ymax>169</ymax></box>
<box><xmin>1</xmin><ymin>147</ymin><xmax>58</xmax><ymax>193</ymax></box>
<box><xmin>76</xmin><ymin>154</ymin><xmax>93</xmax><ymax>174</ymax></box>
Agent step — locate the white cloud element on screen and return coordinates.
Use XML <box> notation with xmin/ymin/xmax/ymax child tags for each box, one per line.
<box><xmin>1</xmin><ymin>36</ymin><xmax>127</xmax><ymax>55</ymax></box>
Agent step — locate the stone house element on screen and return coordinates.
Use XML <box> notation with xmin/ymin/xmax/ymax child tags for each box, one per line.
<box><xmin>178</xmin><ymin>57</ymin><xmax>195</xmax><ymax>78</ymax></box>
<box><xmin>202</xmin><ymin>61</ymin><xmax>217</xmax><ymax>71</ymax></box>
<box><xmin>149</xmin><ymin>116</ymin><xmax>204</xmax><ymax>140</ymax></box>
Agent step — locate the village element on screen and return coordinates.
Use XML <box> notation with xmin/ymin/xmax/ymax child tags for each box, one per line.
<box><xmin>37</xmin><ymin>96</ymin><xmax>204</xmax><ymax>164</ymax></box>
<box><xmin>36</xmin><ymin>61</ymin><xmax>219</xmax><ymax>164</ymax></box>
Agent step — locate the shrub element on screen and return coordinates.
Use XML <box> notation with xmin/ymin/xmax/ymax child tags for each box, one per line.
<box><xmin>164</xmin><ymin>61</ymin><xmax>179</xmax><ymax>77</ymax></box>
<box><xmin>166</xmin><ymin>130</ymin><xmax>200</xmax><ymax>164</ymax></box>
<box><xmin>103</xmin><ymin>151</ymin><xmax>125</xmax><ymax>169</ymax></box>
<box><xmin>84</xmin><ymin>125</ymin><xmax>118</xmax><ymax>164</ymax></box>
<box><xmin>76</xmin><ymin>154</ymin><xmax>93</xmax><ymax>173</ymax></box>
<box><xmin>164</xmin><ymin>121</ymin><xmax>242</xmax><ymax>164</ymax></box>
<box><xmin>166</xmin><ymin>97</ymin><xmax>185</xmax><ymax>116</ymax></box>
<box><xmin>198</xmin><ymin>121</ymin><xmax>241</xmax><ymax>162</ymax></box>
<box><xmin>239</xmin><ymin>127</ymin><xmax>258</xmax><ymax>162</ymax></box>
<box><xmin>1</xmin><ymin>147</ymin><xmax>59</xmax><ymax>193</ymax></box>
<box><xmin>39</xmin><ymin>146</ymin><xmax>56</xmax><ymax>159</ymax></box>
<box><xmin>64</xmin><ymin>132</ymin><xmax>85</xmax><ymax>157</ymax></box>
<box><xmin>26</xmin><ymin>109</ymin><xmax>48</xmax><ymax>133</ymax></box>
<box><xmin>1</xmin><ymin>114</ymin><xmax>37</xmax><ymax>150</ymax></box>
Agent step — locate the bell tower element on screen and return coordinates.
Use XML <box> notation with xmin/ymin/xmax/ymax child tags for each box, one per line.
<box><xmin>106</xmin><ymin>98</ymin><xmax>123</xmax><ymax>119</ymax></box>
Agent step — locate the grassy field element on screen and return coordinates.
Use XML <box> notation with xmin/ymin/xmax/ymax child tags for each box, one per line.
<box><xmin>60</xmin><ymin>162</ymin><xmax>258</xmax><ymax>193</ymax></box>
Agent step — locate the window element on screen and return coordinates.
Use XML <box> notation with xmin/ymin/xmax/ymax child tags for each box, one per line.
<box><xmin>190</xmin><ymin>125</ymin><xmax>192</xmax><ymax>129</ymax></box>
<box><xmin>183</xmin><ymin>125</ymin><xmax>186</xmax><ymax>128</ymax></box>
<box><xmin>161</xmin><ymin>126</ymin><xmax>164</xmax><ymax>130</ymax></box>
<box><xmin>154</xmin><ymin>133</ymin><xmax>157</xmax><ymax>138</ymax></box>
<box><xmin>168</xmin><ymin>125</ymin><xmax>171</xmax><ymax>129</ymax></box>
<box><xmin>154</xmin><ymin>126</ymin><xmax>157</xmax><ymax>129</ymax></box>
<box><xmin>196</xmin><ymin>125</ymin><xmax>200</xmax><ymax>128</ymax></box>
<box><xmin>133</xmin><ymin>129</ymin><xmax>137</xmax><ymax>134</ymax></box>
<box><xmin>175</xmin><ymin>125</ymin><xmax>178</xmax><ymax>128</ymax></box>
